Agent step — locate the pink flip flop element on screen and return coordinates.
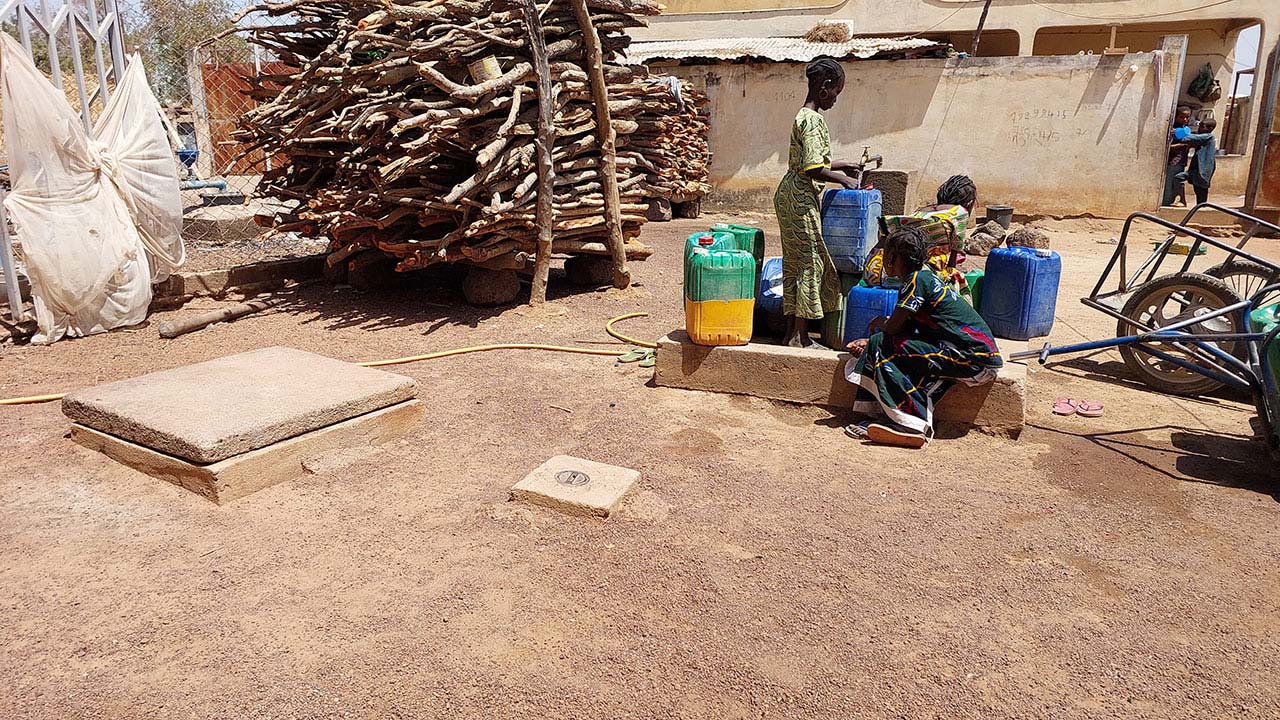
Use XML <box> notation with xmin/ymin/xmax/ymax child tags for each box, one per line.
<box><xmin>1076</xmin><ymin>400</ymin><xmax>1104</xmax><ymax>418</ymax></box>
<box><xmin>1052</xmin><ymin>397</ymin><xmax>1078</xmax><ymax>416</ymax></box>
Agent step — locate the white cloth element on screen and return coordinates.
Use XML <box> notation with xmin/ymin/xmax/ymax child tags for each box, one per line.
<box><xmin>0</xmin><ymin>34</ymin><xmax>183</xmax><ymax>343</ymax></box>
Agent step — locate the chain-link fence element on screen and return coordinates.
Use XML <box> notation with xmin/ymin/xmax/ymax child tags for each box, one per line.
<box><xmin>117</xmin><ymin>0</ymin><xmax>325</xmax><ymax>271</ymax></box>
<box><xmin>0</xmin><ymin>0</ymin><xmax>323</xmax><ymax>300</ymax></box>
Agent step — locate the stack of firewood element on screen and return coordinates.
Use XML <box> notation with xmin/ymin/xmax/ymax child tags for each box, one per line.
<box><xmin>229</xmin><ymin>0</ymin><xmax>710</xmax><ymax>296</ymax></box>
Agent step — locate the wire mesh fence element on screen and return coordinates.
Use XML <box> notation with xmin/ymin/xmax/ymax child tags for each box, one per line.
<box><xmin>117</xmin><ymin>0</ymin><xmax>325</xmax><ymax>271</ymax></box>
<box><xmin>0</xmin><ymin>0</ymin><xmax>323</xmax><ymax>299</ymax></box>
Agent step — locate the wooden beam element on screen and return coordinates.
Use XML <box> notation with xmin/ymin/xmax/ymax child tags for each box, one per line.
<box><xmin>571</xmin><ymin>0</ymin><xmax>631</xmax><ymax>289</ymax></box>
<box><xmin>518</xmin><ymin>0</ymin><xmax>557</xmax><ymax>304</ymax></box>
<box><xmin>969</xmin><ymin>0</ymin><xmax>994</xmax><ymax>58</ymax></box>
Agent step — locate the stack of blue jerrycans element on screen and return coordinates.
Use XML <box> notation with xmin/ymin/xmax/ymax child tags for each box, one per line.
<box><xmin>818</xmin><ymin>187</ymin><xmax>883</xmax><ymax>348</ymax></box>
<box><xmin>754</xmin><ymin>188</ymin><xmax>887</xmax><ymax>347</ymax></box>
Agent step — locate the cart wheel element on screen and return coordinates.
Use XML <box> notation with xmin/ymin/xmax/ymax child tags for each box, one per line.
<box><xmin>1205</xmin><ymin>260</ymin><xmax>1280</xmax><ymax>310</ymax></box>
<box><xmin>1116</xmin><ymin>272</ymin><xmax>1243</xmax><ymax>396</ymax></box>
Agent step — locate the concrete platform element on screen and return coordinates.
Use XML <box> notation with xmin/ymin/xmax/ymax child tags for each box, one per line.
<box><xmin>71</xmin><ymin>400</ymin><xmax>422</xmax><ymax>504</ymax></box>
<box><xmin>63</xmin><ymin>347</ymin><xmax>417</xmax><ymax>464</ymax></box>
<box><xmin>510</xmin><ymin>455</ymin><xmax>639</xmax><ymax>518</ymax></box>
<box><xmin>654</xmin><ymin>331</ymin><xmax>1026</xmax><ymax>438</ymax></box>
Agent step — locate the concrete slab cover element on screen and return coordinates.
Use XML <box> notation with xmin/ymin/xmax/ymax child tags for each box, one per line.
<box><xmin>63</xmin><ymin>347</ymin><xmax>417</xmax><ymax>463</ymax></box>
<box><xmin>510</xmin><ymin>455</ymin><xmax>640</xmax><ymax>518</ymax></box>
<box><xmin>70</xmin><ymin>400</ymin><xmax>423</xmax><ymax>504</ymax></box>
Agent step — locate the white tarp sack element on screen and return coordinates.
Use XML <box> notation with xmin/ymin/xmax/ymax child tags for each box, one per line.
<box><xmin>0</xmin><ymin>34</ymin><xmax>184</xmax><ymax>344</ymax></box>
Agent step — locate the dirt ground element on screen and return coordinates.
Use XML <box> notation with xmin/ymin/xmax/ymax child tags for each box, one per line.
<box><xmin>2</xmin><ymin>214</ymin><xmax>1279</xmax><ymax>719</ymax></box>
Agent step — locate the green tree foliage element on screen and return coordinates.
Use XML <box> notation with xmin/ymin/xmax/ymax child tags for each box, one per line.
<box><xmin>127</xmin><ymin>0</ymin><xmax>248</xmax><ymax>105</ymax></box>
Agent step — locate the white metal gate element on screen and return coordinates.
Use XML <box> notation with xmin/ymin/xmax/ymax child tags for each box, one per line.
<box><xmin>0</xmin><ymin>0</ymin><xmax>128</xmax><ymax>321</ymax></box>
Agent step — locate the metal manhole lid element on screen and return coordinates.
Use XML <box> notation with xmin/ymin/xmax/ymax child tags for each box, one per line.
<box><xmin>555</xmin><ymin>469</ymin><xmax>591</xmax><ymax>486</ymax></box>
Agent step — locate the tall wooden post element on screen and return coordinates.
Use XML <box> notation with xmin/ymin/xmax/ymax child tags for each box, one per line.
<box><xmin>970</xmin><ymin>0</ymin><xmax>994</xmax><ymax>57</ymax></box>
<box><xmin>571</xmin><ymin>0</ymin><xmax>631</xmax><ymax>289</ymax></box>
<box><xmin>519</xmin><ymin>0</ymin><xmax>557</xmax><ymax>304</ymax></box>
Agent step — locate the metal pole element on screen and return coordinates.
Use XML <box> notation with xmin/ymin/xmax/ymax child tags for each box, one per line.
<box><xmin>970</xmin><ymin>0</ymin><xmax>994</xmax><ymax>57</ymax></box>
<box><xmin>104</xmin><ymin>0</ymin><xmax>126</xmax><ymax>82</ymax></box>
<box><xmin>0</xmin><ymin>190</ymin><xmax>24</xmax><ymax>322</ymax></box>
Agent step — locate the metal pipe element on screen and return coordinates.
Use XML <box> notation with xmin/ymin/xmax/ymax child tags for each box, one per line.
<box><xmin>1133</xmin><ymin>345</ymin><xmax>1255</xmax><ymax>392</ymax></box>
<box><xmin>180</xmin><ymin>179</ymin><xmax>228</xmax><ymax>192</ymax></box>
<box><xmin>0</xmin><ymin>189</ymin><xmax>23</xmax><ymax>322</ymax></box>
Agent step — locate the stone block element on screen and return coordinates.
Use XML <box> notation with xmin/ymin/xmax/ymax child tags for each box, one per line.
<box><xmin>645</xmin><ymin>197</ymin><xmax>672</xmax><ymax>222</ymax></box>
<box><xmin>934</xmin><ymin>360</ymin><xmax>1026</xmax><ymax>439</ymax></box>
<box><xmin>510</xmin><ymin>455</ymin><xmax>639</xmax><ymax>518</ymax></box>
<box><xmin>71</xmin><ymin>400</ymin><xmax>422</xmax><ymax>504</ymax></box>
<box><xmin>654</xmin><ymin>331</ymin><xmax>1026</xmax><ymax>437</ymax></box>
<box><xmin>864</xmin><ymin>169</ymin><xmax>918</xmax><ymax>215</ymax></box>
<box><xmin>159</xmin><ymin>255</ymin><xmax>325</xmax><ymax>298</ymax></box>
<box><xmin>655</xmin><ymin>330</ymin><xmax>855</xmax><ymax>407</ymax></box>
<box><xmin>182</xmin><ymin>203</ymin><xmax>260</xmax><ymax>246</ymax></box>
<box><xmin>63</xmin><ymin>347</ymin><xmax>417</xmax><ymax>463</ymax></box>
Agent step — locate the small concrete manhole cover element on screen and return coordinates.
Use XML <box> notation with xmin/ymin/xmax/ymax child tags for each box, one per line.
<box><xmin>511</xmin><ymin>455</ymin><xmax>640</xmax><ymax>518</ymax></box>
<box><xmin>555</xmin><ymin>469</ymin><xmax>591</xmax><ymax>486</ymax></box>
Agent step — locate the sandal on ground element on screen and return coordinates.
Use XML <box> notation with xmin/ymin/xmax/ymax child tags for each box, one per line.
<box><xmin>617</xmin><ymin>348</ymin><xmax>649</xmax><ymax>363</ymax></box>
<box><xmin>1052</xmin><ymin>397</ymin><xmax>1078</xmax><ymax>416</ymax></box>
<box><xmin>866</xmin><ymin>422</ymin><xmax>929</xmax><ymax>449</ymax></box>
<box><xmin>637</xmin><ymin>351</ymin><xmax>656</xmax><ymax>368</ymax></box>
<box><xmin>1076</xmin><ymin>400</ymin><xmax>1104</xmax><ymax>418</ymax></box>
<box><xmin>844</xmin><ymin>419</ymin><xmax>872</xmax><ymax>439</ymax></box>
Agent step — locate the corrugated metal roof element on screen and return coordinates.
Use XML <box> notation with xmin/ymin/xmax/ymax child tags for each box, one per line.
<box><xmin>623</xmin><ymin>36</ymin><xmax>949</xmax><ymax>64</ymax></box>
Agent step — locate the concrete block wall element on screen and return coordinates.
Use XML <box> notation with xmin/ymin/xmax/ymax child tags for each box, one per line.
<box><xmin>669</xmin><ymin>37</ymin><xmax>1186</xmax><ymax>218</ymax></box>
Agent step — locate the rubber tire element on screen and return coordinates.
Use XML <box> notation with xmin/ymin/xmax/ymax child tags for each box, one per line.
<box><xmin>1116</xmin><ymin>272</ymin><xmax>1242</xmax><ymax>396</ymax></box>
<box><xmin>1205</xmin><ymin>259</ymin><xmax>1280</xmax><ymax>308</ymax></box>
<box><xmin>462</xmin><ymin>267</ymin><xmax>521</xmax><ymax>306</ymax></box>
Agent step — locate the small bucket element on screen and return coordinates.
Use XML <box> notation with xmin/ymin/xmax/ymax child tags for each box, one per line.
<box><xmin>468</xmin><ymin>56</ymin><xmax>502</xmax><ymax>84</ymax></box>
<box><xmin>985</xmin><ymin>204</ymin><xmax>1014</xmax><ymax>229</ymax></box>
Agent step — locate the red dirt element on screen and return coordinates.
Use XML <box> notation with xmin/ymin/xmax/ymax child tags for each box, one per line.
<box><xmin>2</xmin><ymin>215</ymin><xmax>1279</xmax><ymax>719</ymax></box>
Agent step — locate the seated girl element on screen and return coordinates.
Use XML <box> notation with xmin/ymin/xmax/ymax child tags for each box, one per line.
<box><xmin>844</xmin><ymin>224</ymin><xmax>1003</xmax><ymax>448</ymax></box>
<box><xmin>864</xmin><ymin>175</ymin><xmax>977</xmax><ymax>301</ymax></box>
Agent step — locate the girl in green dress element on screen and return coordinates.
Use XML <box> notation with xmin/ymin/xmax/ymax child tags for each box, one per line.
<box><xmin>844</xmin><ymin>225</ymin><xmax>1003</xmax><ymax>448</ymax></box>
<box><xmin>773</xmin><ymin>58</ymin><xmax>862</xmax><ymax>348</ymax></box>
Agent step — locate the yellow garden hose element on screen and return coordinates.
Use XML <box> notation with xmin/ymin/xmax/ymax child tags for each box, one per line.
<box><xmin>605</xmin><ymin>311</ymin><xmax>658</xmax><ymax>349</ymax></box>
<box><xmin>358</xmin><ymin>343</ymin><xmax>622</xmax><ymax>368</ymax></box>
<box><xmin>0</xmin><ymin>312</ymin><xmax>656</xmax><ymax>406</ymax></box>
<box><xmin>0</xmin><ymin>393</ymin><xmax>66</xmax><ymax>406</ymax></box>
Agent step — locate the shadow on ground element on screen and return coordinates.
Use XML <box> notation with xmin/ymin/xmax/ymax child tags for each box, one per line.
<box><xmin>1029</xmin><ymin>422</ymin><xmax>1279</xmax><ymax>500</ymax></box>
<box><xmin>240</xmin><ymin>266</ymin><xmax>615</xmax><ymax>337</ymax></box>
<box><xmin>1040</xmin><ymin>351</ymin><xmax>1252</xmax><ymax>407</ymax></box>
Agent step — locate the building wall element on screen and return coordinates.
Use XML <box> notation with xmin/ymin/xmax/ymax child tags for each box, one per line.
<box><xmin>636</xmin><ymin>0</ymin><xmax>1277</xmax><ymax>203</ymax></box>
<box><xmin>670</xmin><ymin>38</ymin><xmax>1184</xmax><ymax>218</ymax></box>
<box><xmin>1032</xmin><ymin>20</ymin><xmax>1254</xmax><ymax>195</ymax></box>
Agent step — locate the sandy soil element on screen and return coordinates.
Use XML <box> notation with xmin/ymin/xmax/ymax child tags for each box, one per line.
<box><xmin>2</xmin><ymin>215</ymin><xmax>1279</xmax><ymax>719</ymax></box>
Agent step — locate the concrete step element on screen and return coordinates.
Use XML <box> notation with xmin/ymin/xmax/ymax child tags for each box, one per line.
<box><xmin>654</xmin><ymin>330</ymin><xmax>1027</xmax><ymax>439</ymax></box>
<box><xmin>1154</xmin><ymin>206</ymin><xmax>1245</xmax><ymax>228</ymax></box>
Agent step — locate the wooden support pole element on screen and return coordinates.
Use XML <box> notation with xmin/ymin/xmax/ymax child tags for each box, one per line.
<box><xmin>970</xmin><ymin>0</ymin><xmax>994</xmax><ymax>57</ymax></box>
<box><xmin>571</xmin><ymin>0</ymin><xmax>631</xmax><ymax>289</ymax></box>
<box><xmin>519</xmin><ymin>0</ymin><xmax>557</xmax><ymax>304</ymax></box>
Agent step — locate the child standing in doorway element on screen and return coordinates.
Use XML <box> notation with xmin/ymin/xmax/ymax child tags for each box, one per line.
<box><xmin>1178</xmin><ymin>117</ymin><xmax>1218</xmax><ymax>206</ymax></box>
<box><xmin>773</xmin><ymin>57</ymin><xmax>862</xmax><ymax>348</ymax></box>
<box><xmin>1164</xmin><ymin>105</ymin><xmax>1193</xmax><ymax>207</ymax></box>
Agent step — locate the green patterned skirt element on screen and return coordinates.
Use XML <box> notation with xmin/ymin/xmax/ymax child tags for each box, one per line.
<box><xmin>773</xmin><ymin>172</ymin><xmax>841</xmax><ymax>320</ymax></box>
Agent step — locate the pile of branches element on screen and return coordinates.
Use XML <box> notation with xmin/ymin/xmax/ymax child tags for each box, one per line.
<box><xmin>230</xmin><ymin>0</ymin><xmax>710</xmax><ymax>296</ymax></box>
